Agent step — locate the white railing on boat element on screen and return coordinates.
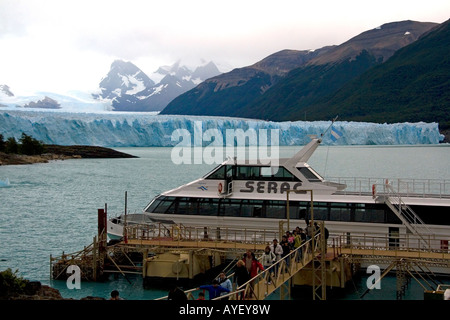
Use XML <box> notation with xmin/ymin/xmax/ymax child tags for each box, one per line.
<box><xmin>328</xmin><ymin>177</ymin><xmax>450</xmax><ymax>198</ymax></box>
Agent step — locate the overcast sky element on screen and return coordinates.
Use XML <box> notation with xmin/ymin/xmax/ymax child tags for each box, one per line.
<box><xmin>0</xmin><ymin>0</ymin><xmax>449</xmax><ymax>94</ymax></box>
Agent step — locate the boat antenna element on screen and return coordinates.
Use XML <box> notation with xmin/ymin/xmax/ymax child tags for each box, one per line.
<box><xmin>322</xmin><ymin>116</ymin><xmax>338</xmax><ymax>177</ymax></box>
<box><xmin>321</xmin><ymin>115</ymin><xmax>338</xmax><ymax>139</ymax></box>
<box><xmin>124</xmin><ymin>191</ymin><xmax>128</xmax><ymax>243</ymax></box>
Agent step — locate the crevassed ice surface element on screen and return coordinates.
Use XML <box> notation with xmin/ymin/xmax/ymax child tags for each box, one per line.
<box><xmin>0</xmin><ymin>110</ymin><xmax>443</xmax><ymax>147</ymax></box>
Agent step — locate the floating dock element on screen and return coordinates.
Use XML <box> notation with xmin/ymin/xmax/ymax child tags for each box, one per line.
<box><xmin>51</xmin><ymin>208</ymin><xmax>450</xmax><ymax>300</ymax></box>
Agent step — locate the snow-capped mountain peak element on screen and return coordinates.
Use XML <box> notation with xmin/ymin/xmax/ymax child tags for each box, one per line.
<box><xmin>94</xmin><ymin>59</ymin><xmax>222</xmax><ymax>112</ymax></box>
<box><xmin>98</xmin><ymin>60</ymin><xmax>155</xmax><ymax>100</ymax></box>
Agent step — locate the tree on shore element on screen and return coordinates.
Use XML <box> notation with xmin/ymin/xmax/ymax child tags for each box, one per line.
<box><xmin>5</xmin><ymin>137</ymin><xmax>18</xmax><ymax>154</ymax></box>
<box><xmin>0</xmin><ymin>133</ymin><xmax>44</xmax><ymax>155</ymax></box>
<box><xmin>19</xmin><ymin>133</ymin><xmax>44</xmax><ymax>155</ymax></box>
<box><xmin>0</xmin><ymin>134</ymin><xmax>5</xmax><ymax>152</ymax></box>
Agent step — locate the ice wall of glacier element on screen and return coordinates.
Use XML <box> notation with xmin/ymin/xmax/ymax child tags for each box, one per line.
<box><xmin>0</xmin><ymin>110</ymin><xmax>443</xmax><ymax>147</ymax></box>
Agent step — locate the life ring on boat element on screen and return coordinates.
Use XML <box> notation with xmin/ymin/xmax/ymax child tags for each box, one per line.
<box><xmin>372</xmin><ymin>184</ymin><xmax>376</xmax><ymax>197</ymax></box>
<box><xmin>218</xmin><ymin>183</ymin><xmax>223</xmax><ymax>193</ymax></box>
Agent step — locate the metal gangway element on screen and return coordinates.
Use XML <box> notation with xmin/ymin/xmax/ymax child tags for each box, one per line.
<box><xmin>155</xmin><ymin>228</ymin><xmax>327</xmax><ymax>301</ymax></box>
<box><xmin>222</xmin><ymin>233</ymin><xmax>322</xmax><ymax>300</ymax></box>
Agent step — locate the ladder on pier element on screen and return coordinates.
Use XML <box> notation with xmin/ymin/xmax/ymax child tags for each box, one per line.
<box><xmin>383</xmin><ymin>180</ymin><xmax>433</xmax><ymax>249</ymax></box>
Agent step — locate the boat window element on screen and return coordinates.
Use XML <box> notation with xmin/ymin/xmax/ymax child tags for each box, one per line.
<box><xmin>146</xmin><ymin>197</ymin><xmax>162</xmax><ymax>213</ymax></box>
<box><xmin>198</xmin><ymin>198</ymin><xmax>219</xmax><ymax>216</ymax></box>
<box><xmin>207</xmin><ymin>164</ymin><xmax>300</xmax><ymax>181</ymax></box>
<box><xmin>240</xmin><ymin>200</ymin><xmax>252</xmax><ymax>217</ymax></box>
<box><xmin>287</xmin><ymin>201</ymin><xmax>299</xmax><ymax>219</ymax></box>
<box><xmin>411</xmin><ymin>205</ymin><xmax>449</xmax><ymax>225</ymax></box>
<box><xmin>354</xmin><ymin>204</ymin><xmax>385</xmax><ymax>223</ymax></box>
<box><xmin>260</xmin><ymin>167</ymin><xmax>272</xmax><ymax>177</ymax></box>
<box><xmin>236</xmin><ymin>166</ymin><xmax>260</xmax><ymax>180</ymax></box>
<box><xmin>273</xmin><ymin>167</ymin><xmax>297</xmax><ymax>181</ymax></box>
<box><xmin>330</xmin><ymin>203</ymin><xmax>351</xmax><ymax>222</ymax></box>
<box><xmin>239</xmin><ymin>200</ymin><xmax>264</xmax><ymax>217</ymax></box>
<box><xmin>177</xmin><ymin>197</ymin><xmax>198</xmax><ymax>215</ymax></box>
<box><xmin>205</xmin><ymin>165</ymin><xmax>235</xmax><ymax>180</ymax></box>
<box><xmin>221</xmin><ymin>199</ymin><xmax>241</xmax><ymax>217</ymax></box>
<box><xmin>308</xmin><ymin>167</ymin><xmax>323</xmax><ymax>180</ymax></box>
<box><xmin>226</xmin><ymin>165</ymin><xmax>233</xmax><ymax>179</ymax></box>
<box><xmin>297</xmin><ymin>167</ymin><xmax>322</xmax><ymax>182</ymax></box>
<box><xmin>205</xmin><ymin>165</ymin><xmax>226</xmax><ymax>180</ymax></box>
<box><xmin>259</xmin><ymin>166</ymin><xmax>300</xmax><ymax>181</ymax></box>
<box><xmin>145</xmin><ymin>196</ymin><xmax>450</xmax><ymax>226</ymax></box>
<box><xmin>265</xmin><ymin>200</ymin><xmax>286</xmax><ymax>219</ymax></box>
<box><xmin>311</xmin><ymin>202</ymin><xmax>329</xmax><ymax>220</ymax></box>
<box><xmin>152</xmin><ymin>197</ymin><xmax>177</xmax><ymax>214</ymax></box>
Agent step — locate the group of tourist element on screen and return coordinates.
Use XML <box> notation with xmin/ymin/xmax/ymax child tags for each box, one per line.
<box><xmin>168</xmin><ymin>222</ymin><xmax>329</xmax><ymax>300</ymax></box>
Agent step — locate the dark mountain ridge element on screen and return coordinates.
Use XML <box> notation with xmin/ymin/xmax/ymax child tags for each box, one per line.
<box><xmin>160</xmin><ymin>47</ymin><xmax>333</xmax><ymax>116</ymax></box>
<box><xmin>161</xmin><ymin>20</ymin><xmax>439</xmax><ymax>122</ymax></box>
<box><xmin>298</xmin><ymin>18</ymin><xmax>450</xmax><ymax>128</ymax></box>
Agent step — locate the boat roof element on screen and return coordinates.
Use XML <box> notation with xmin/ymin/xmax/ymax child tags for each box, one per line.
<box><xmin>221</xmin><ymin>157</ymin><xmax>307</xmax><ymax>166</ymax></box>
<box><xmin>221</xmin><ymin>136</ymin><xmax>322</xmax><ymax>167</ymax></box>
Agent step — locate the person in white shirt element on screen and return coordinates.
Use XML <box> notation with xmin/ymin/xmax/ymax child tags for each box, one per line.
<box><xmin>269</xmin><ymin>239</ymin><xmax>283</xmax><ymax>276</ymax></box>
<box><xmin>262</xmin><ymin>246</ymin><xmax>276</xmax><ymax>284</ymax></box>
<box><xmin>218</xmin><ymin>272</ymin><xmax>232</xmax><ymax>300</ymax></box>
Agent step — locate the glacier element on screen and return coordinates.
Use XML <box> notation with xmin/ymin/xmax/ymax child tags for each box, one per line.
<box><xmin>0</xmin><ymin>110</ymin><xmax>443</xmax><ymax>147</ymax></box>
<box><xmin>0</xmin><ymin>91</ymin><xmax>112</xmax><ymax>112</ymax></box>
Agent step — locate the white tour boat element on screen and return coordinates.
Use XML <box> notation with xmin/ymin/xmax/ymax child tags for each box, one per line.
<box><xmin>108</xmin><ymin>136</ymin><xmax>450</xmax><ymax>250</ymax></box>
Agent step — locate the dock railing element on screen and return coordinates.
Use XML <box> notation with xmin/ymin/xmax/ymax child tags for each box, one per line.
<box><xmin>335</xmin><ymin>232</ymin><xmax>450</xmax><ymax>258</ymax></box>
<box><xmin>221</xmin><ymin>233</ymin><xmax>321</xmax><ymax>300</ymax></box>
<box><xmin>154</xmin><ymin>233</ymin><xmax>322</xmax><ymax>300</ymax></box>
<box><xmin>125</xmin><ymin>222</ymin><xmax>279</xmax><ymax>245</ymax></box>
<box><xmin>328</xmin><ymin>177</ymin><xmax>450</xmax><ymax>198</ymax></box>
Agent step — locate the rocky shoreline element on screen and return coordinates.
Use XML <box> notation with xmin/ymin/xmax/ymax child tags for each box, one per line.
<box><xmin>4</xmin><ymin>280</ymin><xmax>105</xmax><ymax>300</ymax></box>
<box><xmin>0</xmin><ymin>268</ymin><xmax>105</xmax><ymax>300</ymax></box>
<box><xmin>0</xmin><ymin>145</ymin><xmax>138</xmax><ymax>166</ymax></box>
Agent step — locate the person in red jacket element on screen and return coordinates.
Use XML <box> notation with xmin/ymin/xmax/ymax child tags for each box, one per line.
<box><xmin>249</xmin><ymin>252</ymin><xmax>264</xmax><ymax>278</ymax></box>
<box><xmin>243</xmin><ymin>251</ymin><xmax>264</xmax><ymax>298</ymax></box>
<box><xmin>243</xmin><ymin>250</ymin><xmax>264</xmax><ymax>278</ymax></box>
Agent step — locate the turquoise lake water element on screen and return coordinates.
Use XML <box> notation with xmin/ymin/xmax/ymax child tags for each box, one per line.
<box><xmin>0</xmin><ymin>145</ymin><xmax>449</xmax><ymax>300</ymax></box>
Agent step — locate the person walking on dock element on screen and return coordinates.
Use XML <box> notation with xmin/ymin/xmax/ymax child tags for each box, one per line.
<box><xmin>280</xmin><ymin>235</ymin><xmax>291</xmax><ymax>271</ymax></box>
<box><xmin>217</xmin><ymin>272</ymin><xmax>232</xmax><ymax>300</ymax></box>
<box><xmin>234</xmin><ymin>259</ymin><xmax>250</xmax><ymax>299</ymax></box>
<box><xmin>293</xmin><ymin>230</ymin><xmax>303</xmax><ymax>261</ymax></box>
<box><xmin>262</xmin><ymin>246</ymin><xmax>276</xmax><ymax>284</ymax></box>
<box><xmin>245</xmin><ymin>252</ymin><xmax>264</xmax><ymax>299</ymax></box>
<box><xmin>243</xmin><ymin>249</ymin><xmax>253</xmax><ymax>275</ymax></box>
<box><xmin>198</xmin><ymin>279</ymin><xmax>230</xmax><ymax>300</ymax></box>
<box><xmin>270</xmin><ymin>239</ymin><xmax>283</xmax><ymax>276</ymax></box>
